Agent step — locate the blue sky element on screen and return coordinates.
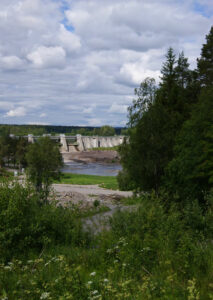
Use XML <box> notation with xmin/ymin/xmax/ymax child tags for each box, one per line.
<box><xmin>0</xmin><ymin>0</ymin><xmax>212</xmax><ymax>126</ymax></box>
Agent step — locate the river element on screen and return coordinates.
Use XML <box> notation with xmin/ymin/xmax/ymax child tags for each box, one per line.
<box><xmin>61</xmin><ymin>161</ymin><xmax>122</xmax><ymax>176</ymax></box>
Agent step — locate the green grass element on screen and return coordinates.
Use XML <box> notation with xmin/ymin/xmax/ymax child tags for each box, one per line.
<box><xmin>88</xmin><ymin>146</ymin><xmax>119</xmax><ymax>151</ymax></box>
<box><xmin>55</xmin><ymin>173</ymin><xmax>119</xmax><ymax>190</ymax></box>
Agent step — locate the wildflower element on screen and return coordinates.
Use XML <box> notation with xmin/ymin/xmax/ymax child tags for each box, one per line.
<box><xmin>91</xmin><ymin>290</ymin><xmax>98</xmax><ymax>295</ymax></box>
<box><xmin>27</xmin><ymin>260</ymin><xmax>33</xmax><ymax>264</ymax></box>
<box><xmin>4</xmin><ymin>266</ymin><xmax>11</xmax><ymax>271</ymax></box>
<box><xmin>90</xmin><ymin>272</ymin><xmax>96</xmax><ymax>276</ymax></box>
<box><xmin>87</xmin><ymin>281</ymin><xmax>93</xmax><ymax>285</ymax></box>
<box><xmin>103</xmin><ymin>278</ymin><xmax>109</xmax><ymax>283</ymax></box>
<box><xmin>40</xmin><ymin>292</ymin><xmax>50</xmax><ymax>299</ymax></box>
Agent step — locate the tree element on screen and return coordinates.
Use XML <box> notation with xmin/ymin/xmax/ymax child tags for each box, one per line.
<box><xmin>120</xmin><ymin>102</ymin><xmax>172</xmax><ymax>193</ymax></box>
<box><xmin>26</xmin><ymin>137</ymin><xmax>63</xmax><ymax>202</ymax></box>
<box><xmin>166</xmin><ymin>87</ymin><xmax>213</xmax><ymax>204</ymax></box>
<box><xmin>119</xmin><ymin>50</ymin><xmax>193</xmax><ymax>193</ymax></box>
<box><xmin>197</xmin><ymin>26</ymin><xmax>213</xmax><ymax>87</ymax></box>
<box><xmin>128</xmin><ymin>77</ymin><xmax>157</xmax><ymax>127</ymax></box>
<box><xmin>0</xmin><ymin>129</ymin><xmax>12</xmax><ymax>168</ymax></box>
<box><xmin>15</xmin><ymin>137</ymin><xmax>28</xmax><ymax>170</ymax></box>
<box><xmin>175</xmin><ymin>51</ymin><xmax>190</xmax><ymax>88</ymax></box>
<box><xmin>160</xmin><ymin>47</ymin><xmax>177</xmax><ymax>92</ymax></box>
<box><xmin>99</xmin><ymin>125</ymin><xmax>115</xmax><ymax>136</ymax></box>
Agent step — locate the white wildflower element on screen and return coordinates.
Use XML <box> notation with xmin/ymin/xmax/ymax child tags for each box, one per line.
<box><xmin>40</xmin><ymin>292</ymin><xmax>50</xmax><ymax>299</ymax></box>
<box><xmin>90</xmin><ymin>272</ymin><xmax>96</xmax><ymax>276</ymax></box>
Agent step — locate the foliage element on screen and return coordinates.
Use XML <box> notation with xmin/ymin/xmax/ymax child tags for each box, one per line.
<box><xmin>119</xmin><ymin>48</ymin><xmax>195</xmax><ymax>193</ymax></box>
<box><xmin>55</xmin><ymin>173</ymin><xmax>119</xmax><ymax>190</ymax></box>
<box><xmin>128</xmin><ymin>77</ymin><xmax>157</xmax><ymax>127</ymax></box>
<box><xmin>0</xmin><ymin>192</ymin><xmax>212</xmax><ymax>299</ymax></box>
<box><xmin>26</xmin><ymin>137</ymin><xmax>63</xmax><ymax>201</ymax></box>
<box><xmin>0</xmin><ymin>124</ymin><xmax>123</xmax><ymax>137</ymax></box>
<box><xmin>0</xmin><ymin>180</ymin><xmax>88</xmax><ymax>262</ymax></box>
<box><xmin>119</xmin><ymin>27</ymin><xmax>213</xmax><ymax>198</ymax></box>
<box><xmin>99</xmin><ymin>125</ymin><xmax>115</xmax><ymax>136</ymax></box>
<box><xmin>117</xmin><ymin>169</ymin><xmax>135</xmax><ymax>191</ymax></box>
<box><xmin>166</xmin><ymin>87</ymin><xmax>213</xmax><ymax>203</ymax></box>
<box><xmin>0</xmin><ymin>129</ymin><xmax>11</xmax><ymax>168</ymax></box>
<box><xmin>197</xmin><ymin>26</ymin><xmax>213</xmax><ymax>87</ymax></box>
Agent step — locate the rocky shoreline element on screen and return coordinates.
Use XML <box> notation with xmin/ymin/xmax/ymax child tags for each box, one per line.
<box><xmin>62</xmin><ymin>150</ymin><xmax>120</xmax><ymax>164</ymax></box>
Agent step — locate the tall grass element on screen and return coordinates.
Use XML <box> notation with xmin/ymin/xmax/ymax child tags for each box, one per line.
<box><xmin>0</xmin><ymin>181</ymin><xmax>212</xmax><ymax>299</ymax></box>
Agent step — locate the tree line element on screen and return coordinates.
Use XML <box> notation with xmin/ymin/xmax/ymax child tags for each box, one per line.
<box><xmin>0</xmin><ymin>124</ymin><xmax>125</xmax><ymax>136</ymax></box>
<box><xmin>119</xmin><ymin>27</ymin><xmax>213</xmax><ymax>206</ymax></box>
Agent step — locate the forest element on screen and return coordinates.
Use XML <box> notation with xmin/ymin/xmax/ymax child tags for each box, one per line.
<box><xmin>0</xmin><ymin>124</ymin><xmax>124</xmax><ymax>137</ymax></box>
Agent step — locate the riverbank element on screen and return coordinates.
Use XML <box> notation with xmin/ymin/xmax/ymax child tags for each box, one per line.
<box><xmin>62</xmin><ymin>150</ymin><xmax>120</xmax><ymax>164</ymax></box>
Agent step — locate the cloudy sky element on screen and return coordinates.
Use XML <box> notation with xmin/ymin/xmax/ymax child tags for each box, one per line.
<box><xmin>0</xmin><ymin>0</ymin><xmax>212</xmax><ymax>127</ymax></box>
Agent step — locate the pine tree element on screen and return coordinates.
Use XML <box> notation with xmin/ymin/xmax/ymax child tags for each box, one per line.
<box><xmin>160</xmin><ymin>47</ymin><xmax>177</xmax><ymax>90</ymax></box>
<box><xmin>197</xmin><ymin>26</ymin><xmax>213</xmax><ymax>87</ymax></box>
<box><xmin>166</xmin><ymin>87</ymin><xmax>213</xmax><ymax>203</ymax></box>
<box><xmin>175</xmin><ymin>51</ymin><xmax>190</xmax><ymax>88</ymax></box>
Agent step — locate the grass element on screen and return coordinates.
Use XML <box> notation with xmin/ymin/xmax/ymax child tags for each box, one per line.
<box><xmin>88</xmin><ymin>146</ymin><xmax>119</xmax><ymax>151</ymax></box>
<box><xmin>1</xmin><ymin>189</ymin><xmax>213</xmax><ymax>299</ymax></box>
<box><xmin>55</xmin><ymin>173</ymin><xmax>119</xmax><ymax>190</ymax></box>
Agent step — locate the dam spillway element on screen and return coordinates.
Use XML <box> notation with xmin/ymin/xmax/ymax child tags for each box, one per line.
<box><xmin>12</xmin><ymin>134</ymin><xmax>127</xmax><ymax>153</ymax></box>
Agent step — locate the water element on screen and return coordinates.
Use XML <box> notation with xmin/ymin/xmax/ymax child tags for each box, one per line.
<box><xmin>61</xmin><ymin>161</ymin><xmax>122</xmax><ymax>176</ymax></box>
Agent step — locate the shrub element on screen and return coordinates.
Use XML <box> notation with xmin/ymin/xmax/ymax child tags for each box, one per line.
<box><xmin>117</xmin><ymin>170</ymin><xmax>135</xmax><ymax>191</ymax></box>
<box><xmin>0</xmin><ymin>180</ymin><xmax>89</xmax><ymax>261</ymax></box>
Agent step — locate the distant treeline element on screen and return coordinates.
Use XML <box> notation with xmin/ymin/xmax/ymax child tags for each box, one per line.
<box><xmin>0</xmin><ymin>124</ymin><xmax>128</xmax><ymax>136</ymax></box>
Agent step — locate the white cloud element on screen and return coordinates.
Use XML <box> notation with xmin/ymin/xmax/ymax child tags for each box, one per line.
<box><xmin>120</xmin><ymin>63</ymin><xmax>161</xmax><ymax>85</ymax></box>
<box><xmin>109</xmin><ymin>103</ymin><xmax>128</xmax><ymax>114</ymax></box>
<box><xmin>0</xmin><ymin>0</ymin><xmax>212</xmax><ymax>126</ymax></box>
<box><xmin>6</xmin><ymin>107</ymin><xmax>27</xmax><ymax>117</ymax></box>
<box><xmin>27</xmin><ymin>122</ymin><xmax>50</xmax><ymax>125</ymax></box>
<box><xmin>58</xmin><ymin>24</ymin><xmax>81</xmax><ymax>53</ymax></box>
<box><xmin>40</xmin><ymin>113</ymin><xmax>46</xmax><ymax>118</ymax></box>
<box><xmin>27</xmin><ymin>46</ymin><xmax>66</xmax><ymax>68</ymax></box>
<box><xmin>82</xmin><ymin>107</ymin><xmax>93</xmax><ymax>114</ymax></box>
<box><xmin>0</xmin><ymin>55</ymin><xmax>23</xmax><ymax>70</ymax></box>
<box><xmin>88</xmin><ymin>118</ymin><xmax>102</xmax><ymax>126</ymax></box>
<box><xmin>0</xmin><ymin>101</ymin><xmax>13</xmax><ymax>110</ymax></box>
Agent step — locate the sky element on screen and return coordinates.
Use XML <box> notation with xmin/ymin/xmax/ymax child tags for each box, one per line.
<box><xmin>0</xmin><ymin>0</ymin><xmax>212</xmax><ymax>127</ymax></box>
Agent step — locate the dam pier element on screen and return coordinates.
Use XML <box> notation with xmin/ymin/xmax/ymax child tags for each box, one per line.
<box><xmin>13</xmin><ymin>134</ymin><xmax>126</xmax><ymax>153</ymax></box>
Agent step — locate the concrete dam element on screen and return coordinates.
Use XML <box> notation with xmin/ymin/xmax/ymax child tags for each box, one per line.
<box><xmin>23</xmin><ymin>134</ymin><xmax>126</xmax><ymax>152</ymax></box>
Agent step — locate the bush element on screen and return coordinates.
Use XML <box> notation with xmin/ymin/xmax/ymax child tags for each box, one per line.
<box><xmin>107</xmin><ymin>194</ymin><xmax>213</xmax><ymax>299</ymax></box>
<box><xmin>0</xmin><ymin>180</ymin><xmax>89</xmax><ymax>261</ymax></box>
<box><xmin>117</xmin><ymin>170</ymin><xmax>135</xmax><ymax>191</ymax></box>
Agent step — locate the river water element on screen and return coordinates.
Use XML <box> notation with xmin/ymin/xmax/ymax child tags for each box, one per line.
<box><xmin>61</xmin><ymin>161</ymin><xmax>122</xmax><ymax>176</ymax></box>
